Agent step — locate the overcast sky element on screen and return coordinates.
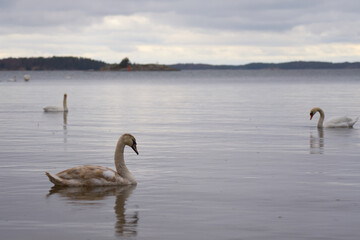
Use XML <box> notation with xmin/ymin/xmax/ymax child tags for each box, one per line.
<box><xmin>1</xmin><ymin>0</ymin><xmax>360</xmax><ymax>64</ymax></box>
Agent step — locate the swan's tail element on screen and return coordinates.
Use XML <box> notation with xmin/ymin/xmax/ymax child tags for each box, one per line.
<box><xmin>350</xmin><ymin>117</ymin><xmax>359</xmax><ymax>128</ymax></box>
<box><xmin>45</xmin><ymin>172</ymin><xmax>65</xmax><ymax>186</ymax></box>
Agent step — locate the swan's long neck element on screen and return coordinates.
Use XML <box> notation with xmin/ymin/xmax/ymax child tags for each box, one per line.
<box><xmin>114</xmin><ymin>138</ymin><xmax>136</xmax><ymax>183</ymax></box>
<box><xmin>317</xmin><ymin>108</ymin><xmax>325</xmax><ymax>128</ymax></box>
<box><xmin>63</xmin><ymin>95</ymin><xmax>68</xmax><ymax>111</ymax></box>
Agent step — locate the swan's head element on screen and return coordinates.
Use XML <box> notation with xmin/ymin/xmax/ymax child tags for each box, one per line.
<box><xmin>122</xmin><ymin>134</ymin><xmax>139</xmax><ymax>155</ymax></box>
<box><xmin>310</xmin><ymin>107</ymin><xmax>321</xmax><ymax>120</ymax></box>
<box><xmin>64</xmin><ymin>93</ymin><xmax>67</xmax><ymax>99</ymax></box>
<box><xmin>310</xmin><ymin>109</ymin><xmax>316</xmax><ymax>120</ymax></box>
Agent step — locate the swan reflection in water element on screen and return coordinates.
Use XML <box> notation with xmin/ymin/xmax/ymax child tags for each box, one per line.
<box><xmin>63</xmin><ymin>111</ymin><xmax>67</xmax><ymax>143</ymax></box>
<box><xmin>310</xmin><ymin>128</ymin><xmax>324</xmax><ymax>154</ymax></box>
<box><xmin>47</xmin><ymin>185</ymin><xmax>138</xmax><ymax>238</ymax></box>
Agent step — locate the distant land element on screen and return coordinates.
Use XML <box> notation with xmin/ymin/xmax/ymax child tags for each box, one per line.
<box><xmin>0</xmin><ymin>57</ymin><xmax>177</xmax><ymax>71</ymax></box>
<box><xmin>0</xmin><ymin>57</ymin><xmax>106</xmax><ymax>71</ymax></box>
<box><xmin>169</xmin><ymin>61</ymin><xmax>360</xmax><ymax>70</ymax></box>
<box><xmin>1</xmin><ymin>56</ymin><xmax>360</xmax><ymax>71</ymax></box>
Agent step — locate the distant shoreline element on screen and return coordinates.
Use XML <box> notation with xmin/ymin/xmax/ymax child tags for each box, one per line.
<box><xmin>169</xmin><ymin>61</ymin><xmax>360</xmax><ymax>70</ymax></box>
<box><xmin>0</xmin><ymin>57</ymin><xmax>359</xmax><ymax>71</ymax></box>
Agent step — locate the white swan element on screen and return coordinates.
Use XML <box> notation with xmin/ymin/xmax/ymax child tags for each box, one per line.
<box><xmin>24</xmin><ymin>74</ymin><xmax>30</xmax><ymax>81</ymax></box>
<box><xmin>46</xmin><ymin>134</ymin><xmax>138</xmax><ymax>186</ymax></box>
<box><xmin>310</xmin><ymin>107</ymin><xmax>358</xmax><ymax>128</ymax></box>
<box><xmin>43</xmin><ymin>93</ymin><xmax>68</xmax><ymax>112</ymax></box>
<box><xmin>7</xmin><ymin>76</ymin><xmax>16</xmax><ymax>82</ymax></box>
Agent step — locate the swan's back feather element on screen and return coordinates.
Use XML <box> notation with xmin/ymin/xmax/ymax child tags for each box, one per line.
<box><xmin>43</xmin><ymin>106</ymin><xmax>66</xmax><ymax>112</ymax></box>
<box><xmin>324</xmin><ymin>116</ymin><xmax>359</xmax><ymax>128</ymax></box>
<box><xmin>46</xmin><ymin>165</ymin><xmax>131</xmax><ymax>186</ymax></box>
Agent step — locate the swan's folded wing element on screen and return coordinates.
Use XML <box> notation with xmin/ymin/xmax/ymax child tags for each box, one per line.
<box><xmin>324</xmin><ymin>116</ymin><xmax>358</xmax><ymax>128</ymax></box>
<box><xmin>56</xmin><ymin>165</ymin><xmax>116</xmax><ymax>180</ymax></box>
<box><xmin>54</xmin><ymin>165</ymin><xmax>126</xmax><ymax>186</ymax></box>
<box><xmin>43</xmin><ymin>106</ymin><xmax>63</xmax><ymax>112</ymax></box>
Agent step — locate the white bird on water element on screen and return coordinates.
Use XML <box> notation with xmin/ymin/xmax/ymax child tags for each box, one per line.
<box><xmin>310</xmin><ymin>107</ymin><xmax>358</xmax><ymax>128</ymax></box>
<box><xmin>24</xmin><ymin>74</ymin><xmax>31</xmax><ymax>81</ymax></box>
<box><xmin>46</xmin><ymin>134</ymin><xmax>139</xmax><ymax>186</ymax></box>
<box><xmin>43</xmin><ymin>93</ymin><xmax>68</xmax><ymax>112</ymax></box>
<box><xmin>7</xmin><ymin>76</ymin><xmax>16</xmax><ymax>82</ymax></box>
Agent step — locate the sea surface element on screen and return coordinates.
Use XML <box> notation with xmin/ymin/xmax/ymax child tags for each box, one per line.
<box><xmin>1</xmin><ymin>69</ymin><xmax>360</xmax><ymax>240</ymax></box>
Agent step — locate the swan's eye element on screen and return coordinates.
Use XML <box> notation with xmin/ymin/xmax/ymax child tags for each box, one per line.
<box><xmin>132</xmin><ymin>139</ymin><xmax>137</xmax><ymax>146</ymax></box>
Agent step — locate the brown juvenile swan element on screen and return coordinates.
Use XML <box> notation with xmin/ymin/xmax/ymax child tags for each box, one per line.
<box><xmin>46</xmin><ymin>134</ymin><xmax>138</xmax><ymax>186</ymax></box>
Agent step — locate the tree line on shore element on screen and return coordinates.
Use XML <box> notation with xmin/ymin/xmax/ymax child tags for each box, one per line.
<box><xmin>0</xmin><ymin>56</ymin><xmax>107</xmax><ymax>70</ymax></box>
<box><xmin>0</xmin><ymin>56</ymin><xmax>177</xmax><ymax>71</ymax></box>
<box><xmin>1</xmin><ymin>56</ymin><xmax>359</xmax><ymax>71</ymax></box>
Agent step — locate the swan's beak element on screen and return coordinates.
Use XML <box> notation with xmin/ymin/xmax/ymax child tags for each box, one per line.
<box><xmin>131</xmin><ymin>144</ymin><xmax>139</xmax><ymax>155</ymax></box>
<box><xmin>310</xmin><ymin>114</ymin><xmax>313</xmax><ymax>120</ymax></box>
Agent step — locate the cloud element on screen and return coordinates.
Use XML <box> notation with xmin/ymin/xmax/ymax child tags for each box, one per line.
<box><xmin>0</xmin><ymin>0</ymin><xmax>359</xmax><ymax>64</ymax></box>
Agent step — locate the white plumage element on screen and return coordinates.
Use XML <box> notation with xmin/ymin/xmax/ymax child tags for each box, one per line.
<box><xmin>44</xmin><ymin>93</ymin><xmax>68</xmax><ymax>112</ymax></box>
<box><xmin>310</xmin><ymin>107</ymin><xmax>358</xmax><ymax>128</ymax></box>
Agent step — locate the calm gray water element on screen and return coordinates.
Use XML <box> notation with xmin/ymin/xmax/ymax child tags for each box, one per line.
<box><xmin>1</xmin><ymin>70</ymin><xmax>360</xmax><ymax>240</ymax></box>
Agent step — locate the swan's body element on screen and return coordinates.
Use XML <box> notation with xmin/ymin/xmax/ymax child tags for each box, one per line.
<box><xmin>46</xmin><ymin>134</ymin><xmax>138</xmax><ymax>186</ymax></box>
<box><xmin>7</xmin><ymin>76</ymin><xmax>16</xmax><ymax>82</ymax></box>
<box><xmin>44</xmin><ymin>93</ymin><xmax>68</xmax><ymax>112</ymax></box>
<box><xmin>24</xmin><ymin>74</ymin><xmax>30</xmax><ymax>81</ymax></box>
<box><xmin>310</xmin><ymin>107</ymin><xmax>358</xmax><ymax>128</ymax></box>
